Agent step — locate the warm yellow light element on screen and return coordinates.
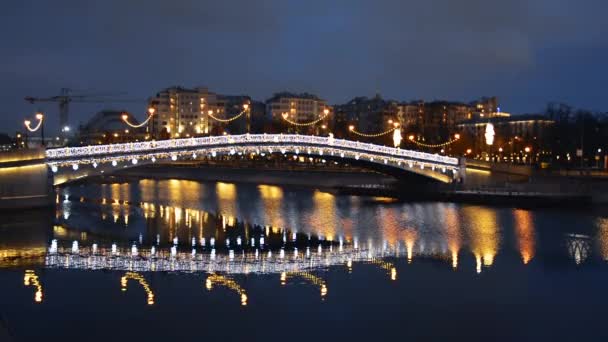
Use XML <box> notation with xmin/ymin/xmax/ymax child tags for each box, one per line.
<box><xmin>393</xmin><ymin>122</ymin><xmax>400</xmax><ymax>128</ymax></box>
<box><xmin>323</xmin><ymin>108</ymin><xmax>329</xmax><ymax>115</ymax></box>
<box><xmin>243</xmin><ymin>103</ymin><xmax>249</xmax><ymax>110</ymax></box>
<box><xmin>466</xmin><ymin>148</ymin><xmax>472</xmax><ymax>154</ymax></box>
<box><xmin>35</xmin><ymin>113</ymin><xmax>43</xmax><ymax>120</ymax></box>
<box><xmin>282</xmin><ymin>112</ymin><xmax>288</xmax><ymax>119</ymax></box>
<box><xmin>349</xmin><ymin>125</ymin><xmax>355</xmax><ymax>131</ymax></box>
<box><xmin>454</xmin><ymin>133</ymin><xmax>460</xmax><ymax>140</ymax></box>
<box><xmin>208</xmin><ymin>110</ymin><xmax>213</xmax><ymax>115</ymax></box>
<box><xmin>148</xmin><ymin>107</ymin><xmax>155</xmax><ymax>115</ymax></box>
<box><xmin>24</xmin><ymin>120</ymin><xmax>31</xmax><ymax>126</ymax></box>
<box><xmin>388</xmin><ymin>119</ymin><xmax>393</xmax><ymax>124</ymax></box>
<box><xmin>499</xmin><ymin>147</ymin><xmax>503</xmax><ymax>152</ymax></box>
<box><xmin>525</xmin><ymin>147</ymin><xmax>531</xmax><ymax>153</ymax></box>
<box><xmin>321</xmin><ymin>125</ymin><xmax>327</xmax><ymax>129</ymax></box>
<box><xmin>113</xmin><ymin>133</ymin><xmax>119</xmax><ymax>137</ymax></box>
<box><xmin>121</xmin><ymin>114</ymin><xmax>128</xmax><ymax>121</ymax></box>
<box><xmin>408</xmin><ymin>135</ymin><xmax>415</xmax><ymax>140</ymax></box>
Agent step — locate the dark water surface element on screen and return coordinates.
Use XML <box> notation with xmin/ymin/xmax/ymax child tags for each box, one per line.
<box><xmin>2</xmin><ymin>178</ymin><xmax>608</xmax><ymax>341</ymax></box>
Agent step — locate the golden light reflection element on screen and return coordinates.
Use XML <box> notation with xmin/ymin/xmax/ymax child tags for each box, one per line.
<box><xmin>121</xmin><ymin>272</ymin><xmax>155</xmax><ymax>305</ymax></box>
<box><xmin>464</xmin><ymin>206</ymin><xmax>499</xmax><ymax>273</ymax></box>
<box><xmin>403</xmin><ymin>228</ymin><xmax>417</xmax><ymax>263</ymax></box>
<box><xmin>216</xmin><ymin>182</ymin><xmax>237</xmax><ymax>217</ymax></box>
<box><xmin>443</xmin><ymin>205</ymin><xmax>461</xmax><ymax>269</ymax></box>
<box><xmin>597</xmin><ymin>218</ymin><xmax>608</xmax><ymax>261</ymax></box>
<box><xmin>369</xmin><ymin>259</ymin><xmax>397</xmax><ymax>281</ymax></box>
<box><xmin>206</xmin><ymin>274</ymin><xmax>248</xmax><ymax>306</ymax></box>
<box><xmin>513</xmin><ymin>209</ymin><xmax>535</xmax><ymax>264</ymax></box>
<box><xmin>308</xmin><ymin>191</ymin><xmax>337</xmax><ymax>239</ymax></box>
<box><xmin>280</xmin><ymin>272</ymin><xmax>328</xmax><ymax>298</ymax></box>
<box><xmin>24</xmin><ymin>270</ymin><xmax>43</xmax><ymax>303</ymax></box>
<box><xmin>258</xmin><ymin>184</ymin><xmax>285</xmax><ymax>228</ymax></box>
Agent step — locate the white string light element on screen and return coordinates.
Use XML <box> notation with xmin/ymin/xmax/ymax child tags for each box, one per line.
<box><xmin>207</xmin><ymin>104</ymin><xmax>249</xmax><ymax>123</ymax></box>
<box><xmin>349</xmin><ymin>122</ymin><xmax>399</xmax><ymax>138</ymax></box>
<box><xmin>281</xmin><ymin>109</ymin><xmax>330</xmax><ymax>127</ymax></box>
<box><xmin>122</xmin><ymin>108</ymin><xmax>155</xmax><ymax>128</ymax></box>
<box><xmin>408</xmin><ymin>134</ymin><xmax>461</xmax><ymax>148</ymax></box>
<box><xmin>24</xmin><ymin>113</ymin><xmax>44</xmax><ymax>132</ymax></box>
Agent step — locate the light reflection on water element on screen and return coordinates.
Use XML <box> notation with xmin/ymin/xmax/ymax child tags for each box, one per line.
<box><xmin>4</xmin><ymin>179</ymin><xmax>608</xmax><ymax>340</ymax></box>
<box><xmin>43</xmin><ymin>179</ymin><xmax>608</xmax><ymax>272</ymax></box>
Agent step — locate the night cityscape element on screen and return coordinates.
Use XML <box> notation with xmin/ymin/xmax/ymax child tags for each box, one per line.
<box><xmin>1</xmin><ymin>1</ymin><xmax>608</xmax><ymax>341</ymax></box>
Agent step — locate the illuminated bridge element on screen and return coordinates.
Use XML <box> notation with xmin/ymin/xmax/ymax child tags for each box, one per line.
<box><xmin>45</xmin><ymin>134</ymin><xmax>462</xmax><ymax>184</ymax></box>
<box><xmin>44</xmin><ymin>243</ymin><xmax>398</xmax><ymax>275</ymax></box>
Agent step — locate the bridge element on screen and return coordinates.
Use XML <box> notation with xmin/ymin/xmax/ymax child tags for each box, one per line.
<box><xmin>45</xmin><ymin>134</ymin><xmax>462</xmax><ymax>185</ymax></box>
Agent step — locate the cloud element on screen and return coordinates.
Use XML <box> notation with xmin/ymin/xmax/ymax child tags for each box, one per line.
<box><xmin>0</xmin><ymin>0</ymin><xmax>607</xmax><ymax>132</ymax></box>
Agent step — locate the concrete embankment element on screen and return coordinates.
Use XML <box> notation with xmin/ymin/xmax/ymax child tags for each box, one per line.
<box><xmin>0</xmin><ymin>149</ymin><xmax>54</xmax><ymax>210</ymax></box>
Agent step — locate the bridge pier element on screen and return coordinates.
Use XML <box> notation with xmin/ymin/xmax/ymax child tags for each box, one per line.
<box><xmin>0</xmin><ymin>149</ymin><xmax>54</xmax><ymax>210</ymax></box>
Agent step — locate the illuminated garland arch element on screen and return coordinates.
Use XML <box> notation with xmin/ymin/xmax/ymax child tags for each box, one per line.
<box><xmin>24</xmin><ymin>115</ymin><xmax>44</xmax><ymax>132</ymax></box>
<box><xmin>208</xmin><ymin>104</ymin><xmax>249</xmax><ymax>123</ymax></box>
<box><xmin>24</xmin><ymin>270</ymin><xmax>43</xmax><ymax>303</ymax></box>
<box><xmin>121</xmin><ymin>272</ymin><xmax>155</xmax><ymax>305</ymax></box>
<box><xmin>122</xmin><ymin>112</ymin><xmax>154</xmax><ymax>128</ymax></box>
<box><xmin>280</xmin><ymin>271</ymin><xmax>328</xmax><ymax>298</ymax></box>
<box><xmin>281</xmin><ymin>109</ymin><xmax>330</xmax><ymax>127</ymax></box>
<box><xmin>407</xmin><ymin>134</ymin><xmax>461</xmax><ymax>148</ymax></box>
<box><xmin>349</xmin><ymin>126</ymin><xmax>398</xmax><ymax>138</ymax></box>
<box><xmin>205</xmin><ymin>273</ymin><xmax>248</xmax><ymax>306</ymax></box>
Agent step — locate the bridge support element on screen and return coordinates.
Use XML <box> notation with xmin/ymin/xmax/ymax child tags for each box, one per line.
<box><xmin>0</xmin><ymin>149</ymin><xmax>53</xmax><ymax>210</ymax></box>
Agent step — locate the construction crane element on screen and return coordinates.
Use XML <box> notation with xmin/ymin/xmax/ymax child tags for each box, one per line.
<box><xmin>25</xmin><ymin>88</ymin><xmax>144</xmax><ymax>136</ymax></box>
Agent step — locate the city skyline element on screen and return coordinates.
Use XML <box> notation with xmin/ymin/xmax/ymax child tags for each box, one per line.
<box><xmin>1</xmin><ymin>0</ymin><xmax>607</xmax><ymax>132</ymax></box>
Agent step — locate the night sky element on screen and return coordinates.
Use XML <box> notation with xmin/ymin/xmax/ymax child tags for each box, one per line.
<box><xmin>1</xmin><ymin>0</ymin><xmax>607</xmax><ymax>134</ymax></box>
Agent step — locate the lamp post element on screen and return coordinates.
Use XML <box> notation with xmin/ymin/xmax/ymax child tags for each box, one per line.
<box><xmin>36</xmin><ymin>112</ymin><xmax>44</xmax><ymax>146</ymax></box>
<box><xmin>524</xmin><ymin>146</ymin><xmax>531</xmax><ymax>165</ymax></box>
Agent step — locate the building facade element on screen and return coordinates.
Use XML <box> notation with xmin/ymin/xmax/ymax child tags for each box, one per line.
<box><xmin>265</xmin><ymin>92</ymin><xmax>330</xmax><ymax>134</ymax></box>
<box><xmin>148</xmin><ymin>86</ymin><xmax>223</xmax><ymax>139</ymax></box>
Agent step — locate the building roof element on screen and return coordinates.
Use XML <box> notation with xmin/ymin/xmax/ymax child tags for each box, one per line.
<box><xmin>265</xmin><ymin>92</ymin><xmax>322</xmax><ymax>103</ymax></box>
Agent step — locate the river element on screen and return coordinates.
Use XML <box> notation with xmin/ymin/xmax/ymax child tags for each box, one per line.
<box><xmin>1</xmin><ymin>178</ymin><xmax>608</xmax><ymax>341</ymax></box>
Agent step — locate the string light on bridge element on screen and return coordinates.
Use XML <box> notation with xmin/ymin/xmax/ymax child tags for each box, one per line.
<box><xmin>121</xmin><ymin>272</ymin><xmax>155</xmax><ymax>305</ymax></box>
<box><xmin>24</xmin><ymin>112</ymin><xmax>44</xmax><ymax>132</ymax></box>
<box><xmin>407</xmin><ymin>133</ymin><xmax>461</xmax><ymax>148</ymax></box>
<box><xmin>207</xmin><ymin>104</ymin><xmax>249</xmax><ymax>123</ymax></box>
<box><xmin>281</xmin><ymin>108</ymin><xmax>330</xmax><ymax>127</ymax></box>
<box><xmin>349</xmin><ymin>120</ymin><xmax>400</xmax><ymax>138</ymax></box>
<box><xmin>24</xmin><ymin>270</ymin><xmax>43</xmax><ymax>303</ymax></box>
<box><xmin>122</xmin><ymin>107</ymin><xmax>155</xmax><ymax>128</ymax></box>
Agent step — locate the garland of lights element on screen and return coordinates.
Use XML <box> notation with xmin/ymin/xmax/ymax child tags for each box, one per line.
<box><xmin>121</xmin><ymin>272</ymin><xmax>155</xmax><ymax>305</ymax></box>
<box><xmin>281</xmin><ymin>271</ymin><xmax>328</xmax><ymax>297</ymax></box>
<box><xmin>349</xmin><ymin>126</ymin><xmax>397</xmax><ymax>138</ymax></box>
<box><xmin>122</xmin><ymin>113</ymin><xmax>154</xmax><ymax>128</ymax></box>
<box><xmin>24</xmin><ymin>117</ymin><xmax>43</xmax><ymax>132</ymax></box>
<box><xmin>206</xmin><ymin>273</ymin><xmax>248</xmax><ymax>305</ymax></box>
<box><xmin>281</xmin><ymin>110</ymin><xmax>330</xmax><ymax>127</ymax></box>
<box><xmin>407</xmin><ymin>134</ymin><xmax>461</xmax><ymax>148</ymax></box>
<box><xmin>24</xmin><ymin>270</ymin><xmax>43</xmax><ymax>303</ymax></box>
<box><xmin>208</xmin><ymin>108</ymin><xmax>248</xmax><ymax>123</ymax></box>
<box><xmin>368</xmin><ymin>259</ymin><xmax>397</xmax><ymax>281</ymax></box>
